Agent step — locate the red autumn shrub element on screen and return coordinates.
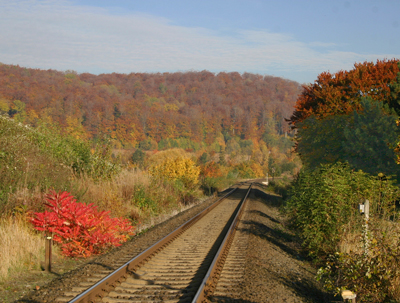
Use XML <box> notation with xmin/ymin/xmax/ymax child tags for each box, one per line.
<box><xmin>30</xmin><ymin>191</ymin><xmax>135</xmax><ymax>257</ymax></box>
<box><xmin>200</xmin><ymin>161</ymin><xmax>222</xmax><ymax>178</ymax></box>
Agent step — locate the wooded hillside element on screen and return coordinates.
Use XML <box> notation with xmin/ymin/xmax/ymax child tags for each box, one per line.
<box><xmin>0</xmin><ymin>64</ymin><xmax>301</xmax><ymax>149</ymax></box>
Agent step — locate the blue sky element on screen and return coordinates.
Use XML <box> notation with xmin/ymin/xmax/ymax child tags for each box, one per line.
<box><xmin>1</xmin><ymin>0</ymin><xmax>399</xmax><ymax>84</ymax></box>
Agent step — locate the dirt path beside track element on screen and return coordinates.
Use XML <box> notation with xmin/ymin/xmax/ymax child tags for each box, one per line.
<box><xmin>229</xmin><ymin>184</ymin><xmax>335</xmax><ymax>302</ymax></box>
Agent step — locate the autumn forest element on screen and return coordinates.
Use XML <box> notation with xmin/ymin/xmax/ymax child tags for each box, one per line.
<box><xmin>0</xmin><ymin>64</ymin><xmax>301</xmax><ymax>151</ymax></box>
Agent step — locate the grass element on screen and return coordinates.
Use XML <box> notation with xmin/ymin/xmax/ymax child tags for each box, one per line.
<box><xmin>0</xmin><ymin>215</ymin><xmax>45</xmax><ymax>282</ymax></box>
<box><xmin>73</xmin><ymin>168</ymin><xmax>194</xmax><ymax>222</ymax></box>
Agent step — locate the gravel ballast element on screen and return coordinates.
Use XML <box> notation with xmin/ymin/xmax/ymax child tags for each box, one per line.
<box><xmin>232</xmin><ymin>184</ymin><xmax>335</xmax><ymax>302</ymax></box>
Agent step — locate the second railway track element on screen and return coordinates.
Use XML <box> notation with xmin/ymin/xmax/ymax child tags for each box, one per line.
<box><xmin>56</xmin><ymin>183</ymin><xmax>253</xmax><ymax>303</ymax></box>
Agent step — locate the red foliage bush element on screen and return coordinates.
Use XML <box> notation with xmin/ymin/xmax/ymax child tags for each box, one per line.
<box><xmin>30</xmin><ymin>191</ymin><xmax>135</xmax><ymax>257</ymax></box>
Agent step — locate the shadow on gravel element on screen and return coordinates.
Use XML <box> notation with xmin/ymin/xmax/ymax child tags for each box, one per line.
<box><xmin>239</xmin><ymin>220</ymin><xmax>297</xmax><ymax>257</ymax></box>
<box><xmin>251</xmin><ymin>188</ymin><xmax>282</xmax><ymax>208</ymax></box>
<box><xmin>247</xmin><ymin>209</ymin><xmax>281</xmax><ymax>224</ymax></box>
<box><xmin>87</xmin><ymin>262</ymin><xmax>114</xmax><ymax>271</ymax></box>
<box><xmin>211</xmin><ymin>296</ymin><xmax>256</xmax><ymax>302</ymax></box>
<box><xmin>280</xmin><ymin>273</ymin><xmax>338</xmax><ymax>303</ymax></box>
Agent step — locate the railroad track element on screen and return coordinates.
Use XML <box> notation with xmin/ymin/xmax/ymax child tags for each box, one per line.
<box><xmin>56</xmin><ymin>183</ymin><xmax>253</xmax><ymax>303</ymax></box>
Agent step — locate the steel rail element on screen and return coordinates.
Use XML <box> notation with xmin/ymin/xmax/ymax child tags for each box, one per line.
<box><xmin>68</xmin><ymin>186</ymin><xmax>238</xmax><ymax>303</ymax></box>
<box><xmin>192</xmin><ymin>183</ymin><xmax>253</xmax><ymax>302</ymax></box>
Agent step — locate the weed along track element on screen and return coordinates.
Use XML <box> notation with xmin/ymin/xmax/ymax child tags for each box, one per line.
<box><xmin>56</xmin><ymin>183</ymin><xmax>252</xmax><ymax>303</ymax></box>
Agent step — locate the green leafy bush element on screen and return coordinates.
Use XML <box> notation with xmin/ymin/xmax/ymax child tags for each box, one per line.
<box><xmin>139</xmin><ymin>138</ymin><xmax>158</xmax><ymax>150</ymax></box>
<box><xmin>317</xmin><ymin>230</ymin><xmax>400</xmax><ymax>302</ymax></box>
<box><xmin>30</xmin><ymin>125</ymin><xmax>120</xmax><ymax>180</ymax></box>
<box><xmin>285</xmin><ymin>162</ymin><xmax>400</xmax><ymax>259</ymax></box>
<box><xmin>131</xmin><ymin>149</ymin><xmax>146</xmax><ymax>168</ymax></box>
<box><xmin>132</xmin><ymin>185</ymin><xmax>158</xmax><ymax>214</ymax></box>
<box><xmin>234</xmin><ymin>162</ymin><xmax>257</xmax><ymax>179</ymax></box>
<box><xmin>0</xmin><ymin>116</ymin><xmax>73</xmax><ymax>211</ymax></box>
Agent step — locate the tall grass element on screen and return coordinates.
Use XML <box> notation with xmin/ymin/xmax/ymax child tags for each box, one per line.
<box><xmin>0</xmin><ymin>215</ymin><xmax>45</xmax><ymax>282</ymax></box>
<box><xmin>75</xmin><ymin>168</ymin><xmax>198</xmax><ymax>223</ymax></box>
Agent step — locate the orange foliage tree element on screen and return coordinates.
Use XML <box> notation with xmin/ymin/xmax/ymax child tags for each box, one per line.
<box><xmin>200</xmin><ymin>161</ymin><xmax>223</xmax><ymax>179</ymax></box>
<box><xmin>289</xmin><ymin>59</ymin><xmax>400</xmax><ymax>127</ymax></box>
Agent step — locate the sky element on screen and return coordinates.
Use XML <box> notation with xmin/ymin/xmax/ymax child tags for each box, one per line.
<box><xmin>0</xmin><ymin>0</ymin><xmax>399</xmax><ymax>84</ymax></box>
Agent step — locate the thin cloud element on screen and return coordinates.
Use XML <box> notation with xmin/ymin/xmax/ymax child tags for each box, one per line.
<box><xmin>0</xmin><ymin>0</ymin><xmax>397</xmax><ymax>83</ymax></box>
<box><xmin>308</xmin><ymin>42</ymin><xmax>338</xmax><ymax>48</ymax></box>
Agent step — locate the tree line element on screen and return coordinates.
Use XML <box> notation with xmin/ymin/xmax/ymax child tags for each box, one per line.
<box><xmin>0</xmin><ymin>64</ymin><xmax>301</xmax><ymax>151</ymax></box>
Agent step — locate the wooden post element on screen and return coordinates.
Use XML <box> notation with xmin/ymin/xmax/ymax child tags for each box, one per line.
<box><xmin>45</xmin><ymin>234</ymin><xmax>52</xmax><ymax>272</ymax></box>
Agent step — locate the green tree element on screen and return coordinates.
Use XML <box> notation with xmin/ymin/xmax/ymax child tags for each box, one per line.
<box><xmin>389</xmin><ymin>61</ymin><xmax>400</xmax><ymax>111</ymax></box>
<box><xmin>131</xmin><ymin>149</ymin><xmax>145</xmax><ymax>167</ymax></box>
<box><xmin>158</xmin><ymin>138</ymin><xmax>171</xmax><ymax>150</ymax></box>
<box><xmin>296</xmin><ymin>98</ymin><xmax>400</xmax><ymax>178</ymax></box>
<box><xmin>139</xmin><ymin>138</ymin><xmax>158</xmax><ymax>150</ymax></box>
<box><xmin>268</xmin><ymin>154</ymin><xmax>281</xmax><ymax>177</ymax></box>
<box><xmin>11</xmin><ymin>100</ymin><xmax>27</xmax><ymax>123</ymax></box>
<box><xmin>296</xmin><ymin>114</ymin><xmax>347</xmax><ymax>169</ymax></box>
<box><xmin>239</xmin><ymin>139</ymin><xmax>253</xmax><ymax>160</ymax></box>
<box><xmin>198</xmin><ymin>152</ymin><xmax>210</xmax><ymax>164</ymax></box>
<box><xmin>343</xmin><ymin>98</ymin><xmax>400</xmax><ymax>177</ymax></box>
<box><xmin>159</xmin><ymin>83</ymin><xmax>167</xmax><ymax>94</ymax></box>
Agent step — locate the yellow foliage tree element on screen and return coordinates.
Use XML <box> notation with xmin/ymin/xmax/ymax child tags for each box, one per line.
<box><xmin>0</xmin><ymin>98</ymin><xmax>10</xmax><ymax>114</ymax></box>
<box><xmin>66</xmin><ymin>115</ymin><xmax>88</xmax><ymax>140</ymax></box>
<box><xmin>215</xmin><ymin>132</ymin><xmax>226</xmax><ymax>151</ymax></box>
<box><xmin>148</xmin><ymin>148</ymin><xmax>189</xmax><ymax>165</ymax></box>
<box><xmin>250</xmin><ymin>162</ymin><xmax>265</xmax><ymax>178</ymax></box>
<box><xmin>150</xmin><ymin>156</ymin><xmax>200</xmax><ymax>188</ymax></box>
<box><xmin>26</xmin><ymin>109</ymin><xmax>39</xmax><ymax>126</ymax></box>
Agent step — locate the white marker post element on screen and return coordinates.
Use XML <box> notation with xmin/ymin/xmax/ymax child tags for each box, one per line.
<box><xmin>363</xmin><ymin>199</ymin><xmax>370</xmax><ymax>256</ymax></box>
<box><xmin>359</xmin><ymin>199</ymin><xmax>370</xmax><ymax>255</ymax></box>
<box><xmin>262</xmin><ymin>173</ymin><xmax>269</xmax><ymax>185</ymax></box>
<box><xmin>342</xmin><ymin>290</ymin><xmax>356</xmax><ymax>303</ymax></box>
